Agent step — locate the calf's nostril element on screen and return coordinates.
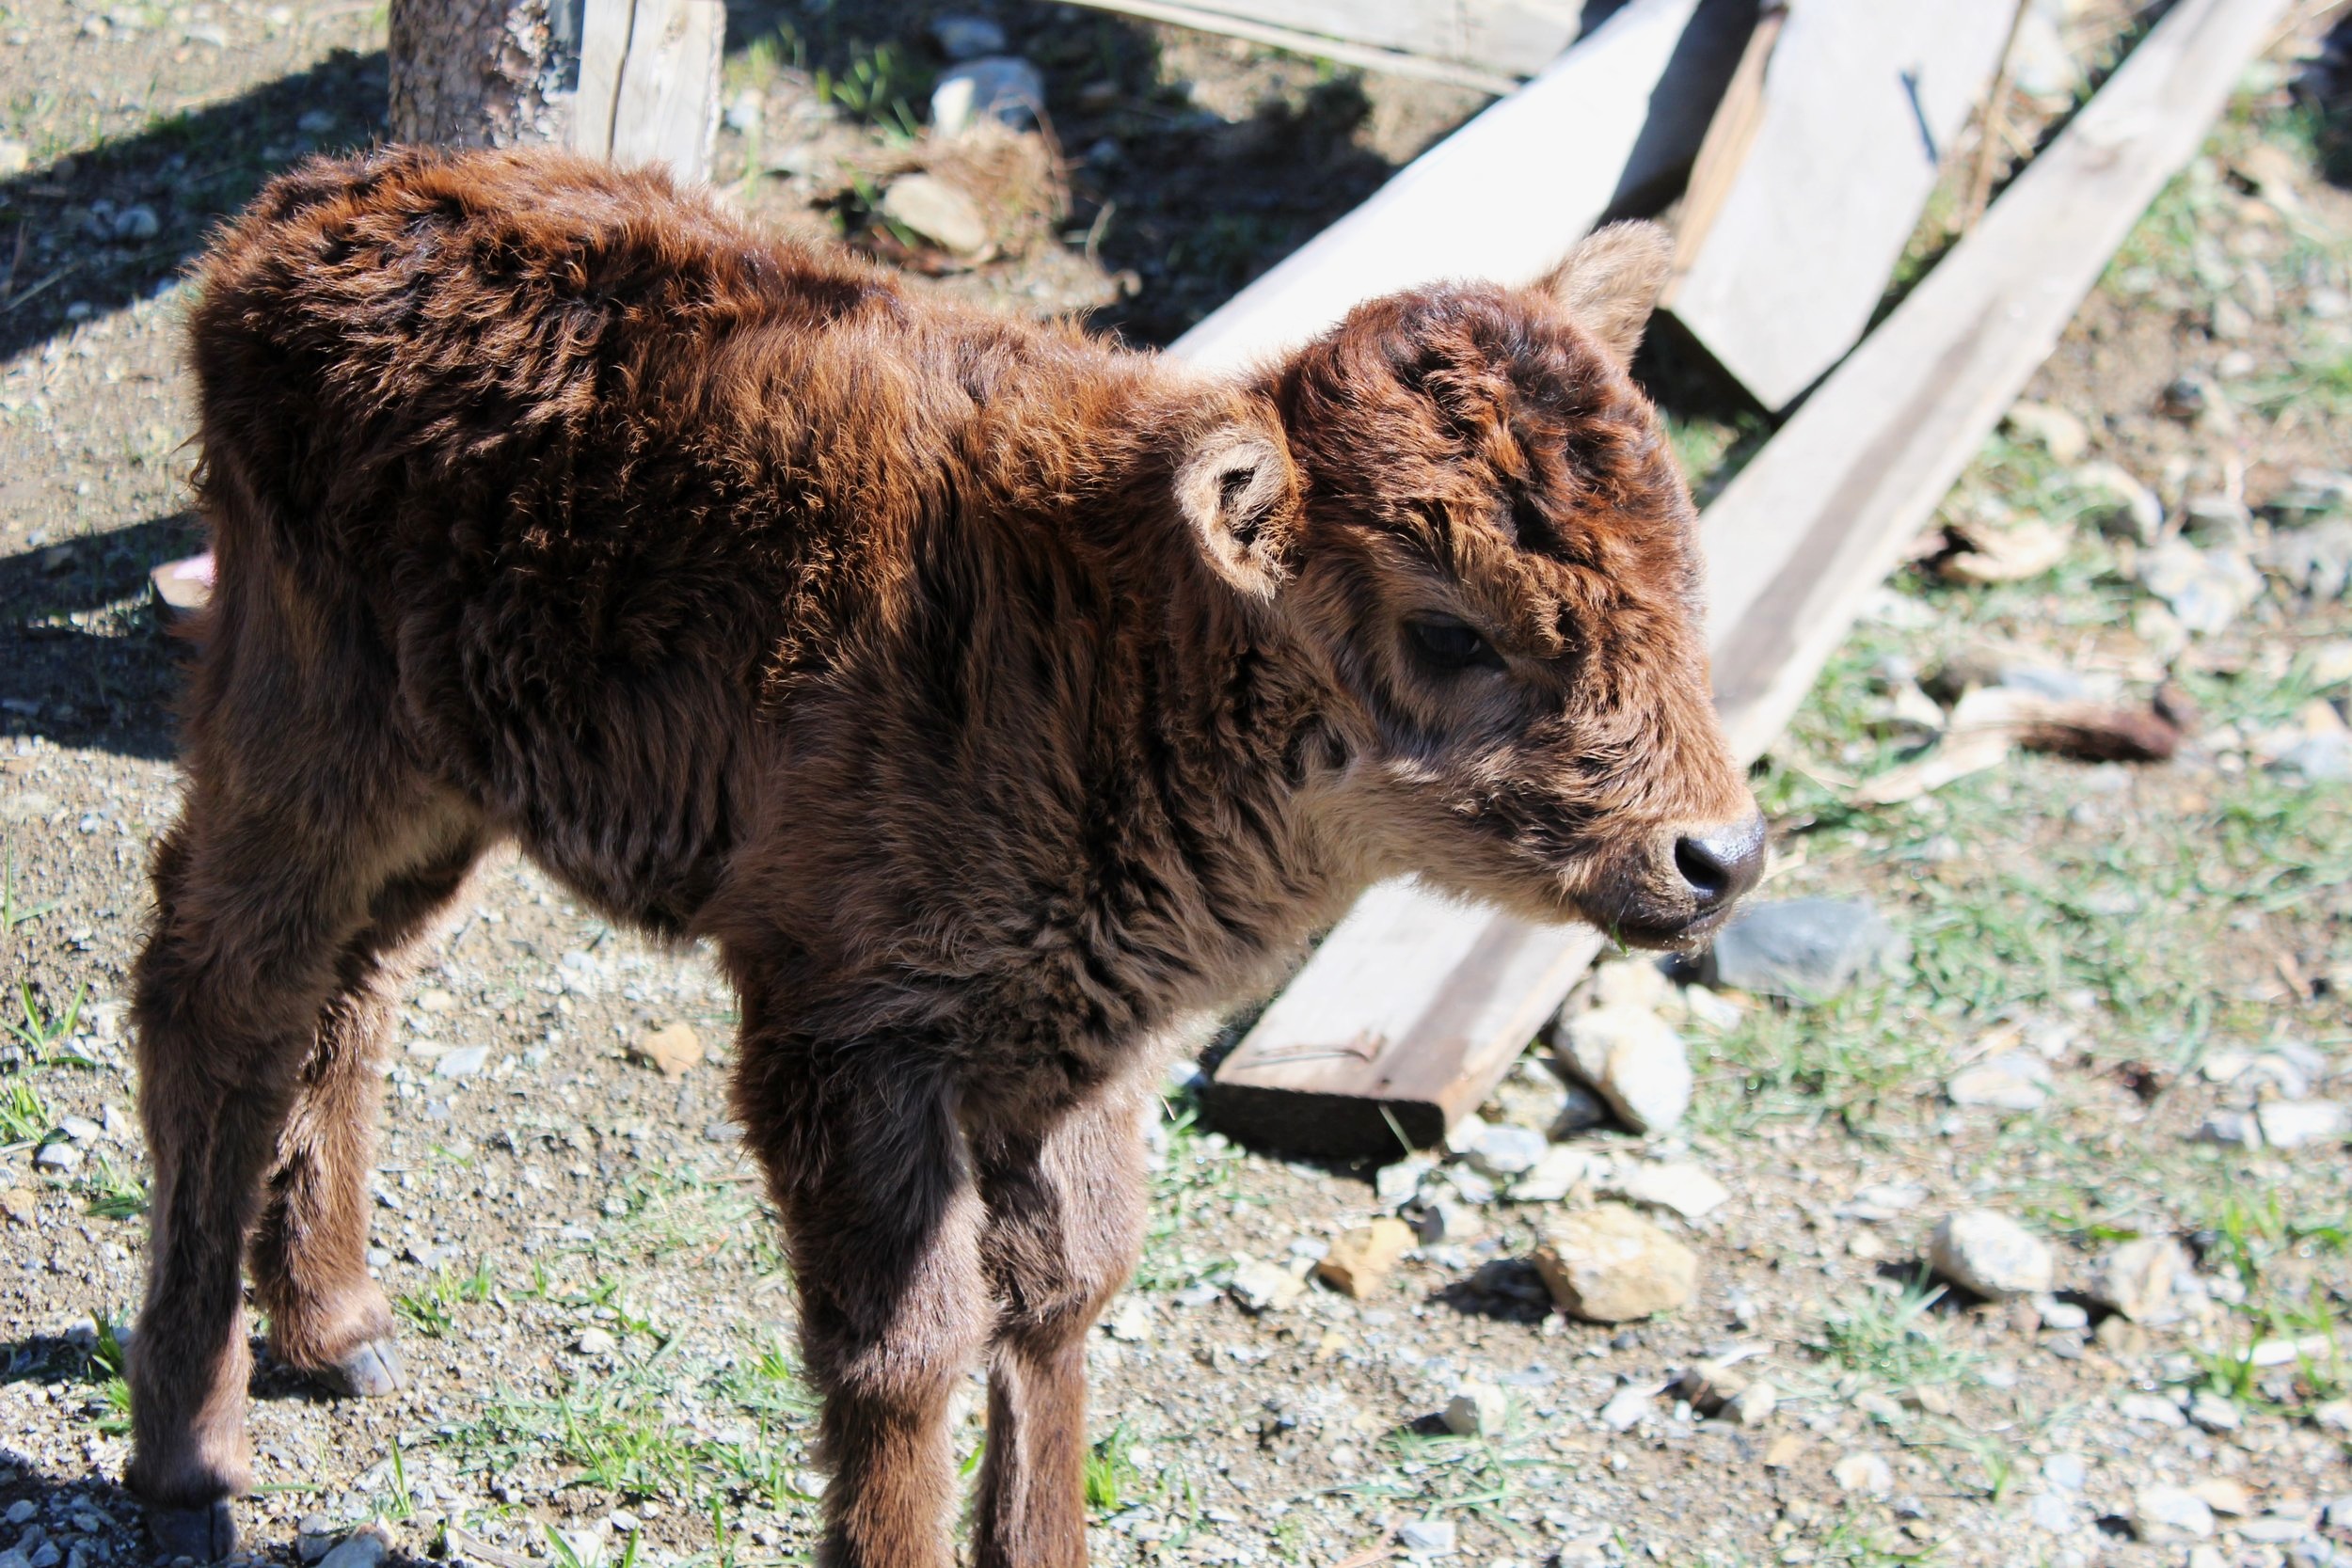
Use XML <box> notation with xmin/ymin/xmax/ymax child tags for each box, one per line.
<box><xmin>1672</xmin><ymin>815</ymin><xmax>1768</xmax><ymax>908</ymax></box>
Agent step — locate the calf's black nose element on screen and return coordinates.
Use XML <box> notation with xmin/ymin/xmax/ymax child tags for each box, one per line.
<box><xmin>1673</xmin><ymin>814</ymin><xmax>1768</xmax><ymax>911</ymax></box>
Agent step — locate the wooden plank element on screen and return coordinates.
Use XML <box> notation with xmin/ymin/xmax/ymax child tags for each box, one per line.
<box><xmin>571</xmin><ymin>0</ymin><xmax>635</xmax><ymax>159</ymax></box>
<box><xmin>609</xmin><ymin>0</ymin><xmax>724</xmax><ymax>182</ymax></box>
<box><xmin>1169</xmin><ymin>0</ymin><xmax>1756</xmax><ymax>373</ymax></box>
<box><xmin>1701</xmin><ymin>0</ymin><xmax>2291</xmax><ymax>758</ymax></box>
<box><xmin>1206</xmin><ymin>0</ymin><xmax>2288</xmax><ymax>1156</ymax></box>
<box><xmin>1060</xmin><ymin>0</ymin><xmax>1591</xmax><ymax>88</ymax></box>
<box><xmin>1657</xmin><ymin>0</ymin><xmax>2017</xmax><ymax>410</ymax></box>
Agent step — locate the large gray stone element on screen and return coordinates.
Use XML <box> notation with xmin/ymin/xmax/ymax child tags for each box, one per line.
<box><xmin>930</xmin><ymin>56</ymin><xmax>1044</xmax><ymax>136</ymax></box>
<box><xmin>1700</xmin><ymin>898</ymin><xmax>1902</xmax><ymax>999</ymax></box>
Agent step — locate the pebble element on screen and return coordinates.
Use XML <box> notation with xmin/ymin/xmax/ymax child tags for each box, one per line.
<box><xmin>316</xmin><ymin>1527</ymin><xmax>391</xmax><ymax>1568</ymax></box>
<box><xmin>2138</xmin><ymin>539</ymin><xmax>2263</xmax><ymax>636</ymax></box>
<box><xmin>1552</xmin><ymin>1006</ymin><xmax>1691</xmax><ymax>1134</ymax></box>
<box><xmin>1315</xmin><ymin>1219</ymin><xmax>1414</xmax><ymax>1298</ymax></box>
<box><xmin>2134</xmin><ymin>1484</ymin><xmax>2216</xmax><ymax>1540</ymax></box>
<box><xmin>1597</xmin><ymin>1383</ymin><xmax>1655</xmax><ymax>1432</ymax></box>
<box><xmin>878</xmin><ymin>174</ymin><xmax>991</xmax><ymax>256</ymax></box>
<box><xmin>2004</xmin><ymin>402</ymin><xmax>2090</xmax><ymax>464</ymax></box>
<box><xmin>2069</xmin><ymin>460</ymin><xmax>2164</xmax><ymax>544</ymax></box>
<box><xmin>1105</xmin><ymin>1297</ymin><xmax>1153</xmax><ymax>1342</ymax></box>
<box><xmin>632</xmin><ymin>1022</ymin><xmax>703</xmax><ymax>1078</ymax></box>
<box><xmin>2192</xmin><ymin>1478</ymin><xmax>2251</xmax><ymax>1517</ymax></box>
<box><xmin>930</xmin><ymin>56</ymin><xmax>1044</xmax><ymax>136</ymax></box>
<box><xmin>1589</xmin><ymin>956</ymin><xmax>1672</xmax><ymax>1011</ymax></box>
<box><xmin>2044</xmin><ymin>1453</ymin><xmax>2088</xmax><ymax>1491</ymax></box>
<box><xmin>1929</xmin><ymin>1210</ymin><xmax>2054</xmax><ymax>1299</ymax></box>
<box><xmin>2118</xmin><ymin>1392</ymin><xmax>2188</xmax><ymax>1428</ymax></box>
<box><xmin>1396</xmin><ymin>1518</ymin><xmax>1455</xmax><ymax>1557</ymax></box>
<box><xmin>1832</xmin><ymin>1451</ymin><xmax>1894</xmax><ymax>1497</ymax></box>
<box><xmin>1700</xmin><ymin>897</ymin><xmax>1901</xmax><ymax>999</ymax></box>
<box><xmin>1947</xmin><ymin>1052</ymin><xmax>2052</xmax><ymax>1112</ymax></box>
<box><xmin>33</xmin><ymin>1143</ymin><xmax>80</xmax><ymax>1173</ymax></box>
<box><xmin>1416</xmin><ymin>1199</ymin><xmax>1484</xmax><ymax>1245</ymax></box>
<box><xmin>2255</xmin><ymin>1099</ymin><xmax>2346</xmax><ymax>1148</ymax></box>
<box><xmin>1375</xmin><ymin>1153</ymin><xmax>1437</xmax><ymax>1205</ymax></box>
<box><xmin>1507</xmin><ymin>1145</ymin><xmax>1597</xmax><ymax>1204</ymax></box>
<box><xmin>1228</xmin><ymin>1257</ymin><xmax>1302</xmax><ymax>1313</ymax></box>
<box><xmin>1441</xmin><ymin>1381</ymin><xmax>1510</xmax><ymax>1437</ymax></box>
<box><xmin>2085</xmin><ymin>1237</ymin><xmax>2189</xmax><ymax>1323</ymax></box>
<box><xmin>1532</xmin><ymin>1205</ymin><xmax>1696</xmax><ymax>1323</ymax></box>
<box><xmin>2029</xmin><ymin>1490</ymin><xmax>2077</xmax><ymax>1532</ymax></box>
<box><xmin>930</xmin><ymin>15</ymin><xmax>1007</xmax><ymax>59</ymax></box>
<box><xmin>2035</xmin><ymin>1296</ymin><xmax>2090</xmax><ymax>1331</ymax></box>
<box><xmin>1547</xmin><ymin>1079</ymin><xmax>1613</xmax><ymax>1138</ymax></box>
<box><xmin>435</xmin><ymin>1044</ymin><xmax>489</xmax><ymax>1080</ymax></box>
<box><xmin>1464</xmin><ymin>1122</ymin><xmax>1549</xmax><ymax>1179</ymax></box>
<box><xmin>1608</xmin><ymin>1160</ymin><xmax>1728</xmax><ymax>1219</ymax></box>
<box><xmin>574</xmin><ymin>1327</ymin><xmax>619</xmax><ymax>1355</ymax></box>
<box><xmin>1677</xmin><ymin>1359</ymin><xmax>1772</xmax><ymax>1424</ymax></box>
<box><xmin>2187</xmin><ymin>1393</ymin><xmax>2241</xmax><ymax>1433</ymax></box>
<box><xmin>2196</xmin><ymin>1109</ymin><xmax>2263</xmax><ymax>1148</ymax></box>
<box><xmin>0</xmin><ymin>138</ymin><xmax>29</xmax><ymax>177</ymax></box>
<box><xmin>0</xmin><ymin>1188</ymin><xmax>35</xmax><ymax>1225</ymax></box>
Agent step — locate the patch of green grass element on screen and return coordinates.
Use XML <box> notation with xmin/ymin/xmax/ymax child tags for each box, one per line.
<box><xmin>395</xmin><ymin>1259</ymin><xmax>498</xmax><ymax>1339</ymax></box>
<box><xmin>8</xmin><ymin>979</ymin><xmax>87</xmax><ymax>1058</ymax></box>
<box><xmin>1806</xmin><ymin>1272</ymin><xmax>1978</xmax><ymax>1397</ymax></box>
<box><xmin>1692</xmin><ymin>984</ymin><xmax>1952</xmax><ymax>1138</ymax></box>
<box><xmin>1084</xmin><ymin>1421</ymin><xmax>1143</xmax><ymax>1515</ymax></box>
<box><xmin>0</xmin><ymin>1073</ymin><xmax>52</xmax><ymax>1148</ymax></box>
<box><xmin>813</xmin><ymin>41</ymin><xmax>928</xmax><ymax>140</ymax></box>
<box><xmin>84</xmin><ymin>1158</ymin><xmax>148</xmax><ymax>1220</ymax></box>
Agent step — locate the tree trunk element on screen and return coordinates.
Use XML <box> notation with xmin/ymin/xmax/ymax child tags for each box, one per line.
<box><xmin>388</xmin><ymin>0</ymin><xmax>580</xmax><ymax>149</ymax></box>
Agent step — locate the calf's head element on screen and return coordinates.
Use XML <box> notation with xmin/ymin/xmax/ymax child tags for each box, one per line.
<box><xmin>1177</xmin><ymin>223</ymin><xmax>1765</xmax><ymax>947</ymax></box>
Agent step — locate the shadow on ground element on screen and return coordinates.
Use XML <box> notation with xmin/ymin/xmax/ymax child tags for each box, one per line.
<box><xmin>0</xmin><ymin>514</ymin><xmax>200</xmax><ymax>762</ymax></box>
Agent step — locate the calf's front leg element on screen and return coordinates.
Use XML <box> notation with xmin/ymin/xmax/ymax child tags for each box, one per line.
<box><xmin>972</xmin><ymin>1083</ymin><xmax>1152</xmax><ymax>1568</ymax></box>
<box><xmin>735</xmin><ymin>1041</ymin><xmax>988</xmax><ymax>1568</ymax></box>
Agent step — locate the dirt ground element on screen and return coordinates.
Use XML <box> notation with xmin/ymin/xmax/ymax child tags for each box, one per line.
<box><xmin>2</xmin><ymin>3</ymin><xmax>2349</xmax><ymax>1567</ymax></box>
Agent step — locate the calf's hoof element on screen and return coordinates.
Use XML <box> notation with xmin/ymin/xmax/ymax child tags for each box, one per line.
<box><xmin>147</xmin><ymin>1499</ymin><xmax>237</xmax><ymax>1561</ymax></box>
<box><xmin>323</xmin><ymin>1337</ymin><xmax>405</xmax><ymax>1399</ymax></box>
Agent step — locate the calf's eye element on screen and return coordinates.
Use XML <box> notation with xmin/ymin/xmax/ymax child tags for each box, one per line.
<box><xmin>1406</xmin><ymin>616</ymin><xmax>1503</xmax><ymax>673</ymax></box>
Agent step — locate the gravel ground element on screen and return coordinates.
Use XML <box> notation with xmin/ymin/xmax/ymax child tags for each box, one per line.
<box><xmin>2</xmin><ymin>4</ymin><xmax>2349</xmax><ymax>1568</ymax></box>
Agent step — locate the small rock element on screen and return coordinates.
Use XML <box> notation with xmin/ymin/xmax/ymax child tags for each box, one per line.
<box><xmin>1940</xmin><ymin>517</ymin><xmax>2069</xmax><ymax>585</ymax></box>
<box><xmin>1441</xmin><ymin>1381</ymin><xmax>1510</xmax><ymax>1437</ymax></box>
<box><xmin>2196</xmin><ymin>1109</ymin><xmax>2263</xmax><ymax>1148</ymax></box>
<box><xmin>930</xmin><ymin>15</ymin><xmax>1006</xmax><ymax>59</ymax></box>
<box><xmin>112</xmin><ymin>203</ymin><xmax>159</xmax><ymax>241</ymax></box>
<box><xmin>1832</xmin><ymin>1451</ymin><xmax>1894</xmax><ymax>1497</ymax></box>
<box><xmin>316</xmin><ymin>1526</ymin><xmax>392</xmax><ymax>1568</ymax></box>
<box><xmin>575</xmin><ymin>1327</ymin><xmax>619</xmax><ymax>1355</ymax></box>
<box><xmin>2029</xmin><ymin>1490</ymin><xmax>2077</xmax><ymax>1532</ymax></box>
<box><xmin>1507</xmin><ymin>1144</ymin><xmax>1597</xmax><ymax>1204</ymax></box>
<box><xmin>2255</xmin><ymin>1100</ymin><xmax>2346</xmax><ymax>1148</ymax></box>
<box><xmin>58</xmin><ymin>1115</ymin><xmax>103</xmax><ymax>1144</ymax></box>
<box><xmin>1546</xmin><ymin>1079</ymin><xmax>1613</xmax><ymax>1138</ymax></box>
<box><xmin>1465</xmin><ymin>1122</ymin><xmax>1549</xmax><ymax>1179</ymax></box>
<box><xmin>2035</xmin><ymin>1296</ymin><xmax>2089</xmax><ymax>1331</ymax></box>
<box><xmin>2138</xmin><ymin>539</ymin><xmax>2263</xmax><ymax>637</ymax></box>
<box><xmin>2191</xmin><ymin>1478</ymin><xmax>2251</xmax><ymax>1518</ymax></box>
<box><xmin>878</xmin><ymin>173</ymin><xmax>991</xmax><ymax>256</ymax></box>
<box><xmin>1229</xmin><ymin>1257</ymin><xmax>1302</xmax><ymax>1313</ymax></box>
<box><xmin>2265</xmin><ymin>518</ymin><xmax>2352</xmax><ymax>601</ymax></box>
<box><xmin>1728</xmin><ymin>1380</ymin><xmax>1777</xmax><ymax>1426</ymax></box>
<box><xmin>2004</xmin><ymin>402</ymin><xmax>2090</xmax><ymax>464</ymax></box>
<box><xmin>414</xmin><ymin>987</ymin><xmax>457</xmax><ymax>1013</ymax></box>
<box><xmin>1396</xmin><ymin>1517</ymin><xmax>1455</xmax><ymax>1557</ymax></box>
<box><xmin>1589</xmin><ymin>956</ymin><xmax>1672</xmax><ymax>1011</ymax></box>
<box><xmin>2043</xmin><ymin>1453</ymin><xmax>2088</xmax><ymax>1491</ymax></box>
<box><xmin>2210</xmin><ymin>297</ymin><xmax>2256</xmax><ymax>341</ymax></box>
<box><xmin>1676</xmin><ymin>1358</ymin><xmax>1768</xmax><ymax>1420</ymax></box>
<box><xmin>1105</xmin><ymin>1296</ymin><xmax>1153</xmax><ymax>1342</ymax></box>
<box><xmin>2187</xmin><ymin>1393</ymin><xmax>2241</xmax><ymax>1433</ymax></box>
<box><xmin>1597</xmin><ymin>1383</ymin><xmax>1655</xmax><ymax>1432</ymax></box>
<box><xmin>1700</xmin><ymin>897</ymin><xmax>1901</xmax><ymax>999</ymax></box>
<box><xmin>1929</xmin><ymin>1210</ymin><xmax>2054</xmax><ymax>1299</ymax></box>
<box><xmin>930</xmin><ymin>56</ymin><xmax>1044</xmax><ymax>136</ymax></box>
<box><xmin>1552</xmin><ymin>1006</ymin><xmax>1691</xmax><ymax>1134</ymax></box>
<box><xmin>1315</xmin><ymin>1218</ymin><xmax>1414</xmax><ymax>1298</ymax></box>
<box><xmin>723</xmin><ymin>87</ymin><xmax>762</xmax><ymax>133</ymax></box>
<box><xmin>632</xmin><ymin>1022</ymin><xmax>703</xmax><ymax>1078</ymax></box>
<box><xmin>2084</xmin><ymin>1237</ymin><xmax>2188</xmax><ymax>1322</ymax></box>
<box><xmin>1375</xmin><ymin>1153</ymin><xmax>1437</xmax><ymax>1205</ymax></box>
<box><xmin>2134</xmin><ymin>1484</ymin><xmax>2216</xmax><ymax>1541</ymax></box>
<box><xmin>1532</xmin><ymin>1205</ymin><xmax>1696</xmax><ymax>1323</ymax></box>
<box><xmin>1415</xmin><ymin>1199</ymin><xmax>1483</xmax><ymax>1246</ymax></box>
<box><xmin>0</xmin><ymin>1188</ymin><xmax>36</xmax><ymax>1225</ymax></box>
<box><xmin>1947</xmin><ymin>1052</ymin><xmax>2051</xmax><ymax>1112</ymax></box>
<box><xmin>2118</xmin><ymin>1391</ymin><xmax>2187</xmax><ymax>1428</ymax></box>
<box><xmin>0</xmin><ymin>139</ymin><xmax>30</xmax><ymax>178</ymax></box>
<box><xmin>33</xmin><ymin>1143</ymin><xmax>80</xmax><ymax>1173</ymax></box>
<box><xmin>2313</xmin><ymin>1399</ymin><xmax>2352</xmax><ymax>1433</ymax></box>
<box><xmin>1609</xmin><ymin>1160</ymin><xmax>1729</xmax><ymax>1219</ymax></box>
<box><xmin>2069</xmin><ymin>461</ymin><xmax>2165</xmax><ymax>544</ymax></box>
<box><xmin>435</xmin><ymin>1043</ymin><xmax>489</xmax><ymax>1080</ymax></box>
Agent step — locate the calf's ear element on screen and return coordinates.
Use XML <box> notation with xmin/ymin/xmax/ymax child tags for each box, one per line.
<box><xmin>1537</xmin><ymin>220</ymin><xmax>1674</xmax><ymax>363</ymax></box>
<box><xmin>1176</xmin><ymin>425</ymin><xmax>1298</xmax><ymax>599</ymax></box>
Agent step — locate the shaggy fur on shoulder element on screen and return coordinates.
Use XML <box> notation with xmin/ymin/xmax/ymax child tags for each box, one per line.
<box><xmin>126</xmin><ymin>146</ymin><xmax>1762</xmax><ymax>1567</ymax></box>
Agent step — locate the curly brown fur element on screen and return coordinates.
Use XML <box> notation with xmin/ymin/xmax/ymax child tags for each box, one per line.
<box><xmin>128</xmin><ymin>147</ymin><xmax>1760</xmax><ymax>1564</ymax></box>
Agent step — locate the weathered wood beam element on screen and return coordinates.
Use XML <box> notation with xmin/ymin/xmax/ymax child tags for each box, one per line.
<box><xmin>1059</xmin><ymin>0</ymin><xmax>1593</xmax><ymax>91</ymax></box>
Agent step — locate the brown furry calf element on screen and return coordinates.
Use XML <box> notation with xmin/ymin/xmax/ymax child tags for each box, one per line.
<box><xmin>127</xmin><ymin>147</ymin><xmax>1764</xmax><ymax>1566</ymax></box>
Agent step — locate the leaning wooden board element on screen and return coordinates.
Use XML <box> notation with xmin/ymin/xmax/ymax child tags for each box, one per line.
<box><xmin>1168</xmin><ymin>0</ymin><xmax>1757</xmax><ymax>373</ymax></box>
<box><xmin>1058</xmin><ymin>0</ymin><xmax>1592</xmax><ymax>93</ymax></box>
<box><xmin>1204</xmin><ymin>0</ymin><xmax>2293</xmax><ymax>1157</ymax></box>
<box><xmin>1657</xmin><ymin>0</ymin><xmax>2018</xmax><ymax>411</ymax></box>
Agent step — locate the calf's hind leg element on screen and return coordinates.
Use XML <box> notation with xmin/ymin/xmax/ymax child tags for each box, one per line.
<box><xmin>247</xmin><ymin>832</ymin><xmax>485</xmax><ymax>1399</ymax></box>
<box><xmin>972</xmin><ymin>1084</ymin><xmax>1152</xmax><ymax>1568</ymax></box>
<box><xmin>127</xmin><ymin>777</ymin><xmax>479</xmax><ymax>1560</ymax></box>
